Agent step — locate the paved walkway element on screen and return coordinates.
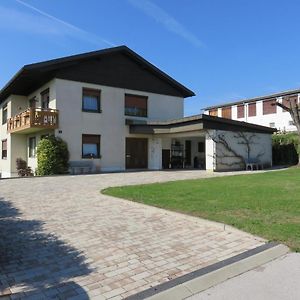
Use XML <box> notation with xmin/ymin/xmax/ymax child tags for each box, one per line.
<box><xmin>0</xmin><ymin>170</ymin><xmax>265</xmax><ymax>299</ymax></box>
<box><xmin>188</xmin><ymin>253</ymin><xmax>300</xmax><ymax>300</ymax></box>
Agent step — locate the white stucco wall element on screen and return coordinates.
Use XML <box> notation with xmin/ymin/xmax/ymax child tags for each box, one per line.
<box><xmin>205</xmin><ymin>130</ymin><xmax>216</xmax><ymax>171</ymax></box>
<box><xmin>212</xmin><ymin>130</ymin><xmax>272</xmax><ymax>171</ymax></box>
<box><xmin>55</xmin><ymin>79</ymin><xmax>184</xmax><ymax>172</ymax></box>
<box><xmin>148</xmin><ymin>137</ymin><xmax>162</xmax><ymax>169</ymax></box>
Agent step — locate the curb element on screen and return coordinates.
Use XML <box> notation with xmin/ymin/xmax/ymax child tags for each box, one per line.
<box><xmin>126</xmin><ymin>242</ymin><xmax>289</xmax><ymax>300</ymax></box>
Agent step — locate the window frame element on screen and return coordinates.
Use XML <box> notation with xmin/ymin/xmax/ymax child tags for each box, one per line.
<box><xmin>125</xmin><ymin>94</ymin><xmax>148</xmax><ymax>118</ymax></box>
<box><xmin>82</xmin><ymin>134</ymin><xmax>101</xmax><ymax>159</ymax></box>
<box><xmin>1</xmin><ymin>139</ymin><xmax>7</xmax><ymax>160</ymax></box>
<box><xmin>82</xmin><ymin>88</ymin><xmax>101</xmax><ymax>113</ymax></box>
<box><xmin>28</xmin><ymin>137</ymin><xmax>37</xmax><ymax>158</ymax></box>
<box><xmin>2</xmin><ymin>104</ymin><xmax>7</xmax><ymax>125</ymax></box>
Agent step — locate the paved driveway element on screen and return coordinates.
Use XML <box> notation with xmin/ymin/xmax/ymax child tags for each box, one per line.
<box><xmin>0</xmin><ymin>171</ymin><xmax>265</xmax><ymax>299</ymax></box>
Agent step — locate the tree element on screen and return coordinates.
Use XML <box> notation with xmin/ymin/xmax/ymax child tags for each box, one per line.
<box><xmin>275</xmin><ymin>97</ymin><xmax>300</xmax><ymax>165</ymax></box>
<box><xmin>36</xmin><ymin>136</ymin><xmax>69</xmax><ymax>176</ymax></box>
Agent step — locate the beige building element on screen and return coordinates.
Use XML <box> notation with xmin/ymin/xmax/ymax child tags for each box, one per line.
<box><xmin>0</xmin><ymin>46</ymin><xmax>275</xmax><ymax>177</ymax></box>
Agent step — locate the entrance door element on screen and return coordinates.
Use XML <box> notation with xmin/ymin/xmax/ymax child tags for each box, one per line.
<box><xmin>162</xmin><ymin>149</ymin><xmax>171</xmax><ymax>169</ymax></box>
<box><xmin>185</xmin><ymin>140</ymin><xmax>191</xmax><ymax>166</ymax></box>
<box><xmin>126</xmin><ymin>138</ymin><xmax>148</xmax><ymax>169</ymax></box>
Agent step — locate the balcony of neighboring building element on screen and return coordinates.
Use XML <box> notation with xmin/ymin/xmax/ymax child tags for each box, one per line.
<box><xmin>7</xmin><ymin>107</ymin><xmax>59</xmax><ymax>134</ymax></box>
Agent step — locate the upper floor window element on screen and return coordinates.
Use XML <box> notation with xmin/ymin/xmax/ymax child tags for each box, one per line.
<box><xmin>237</xmin><ymin>104</ymin><xmax>245</xmax><ymax>118</ymax></box>
<box><xmin>248</xmin><ymin>102</ymin><xmax>256</xmax><ymax>117</ymax></box>
<box><xmin>82</xmin><ymin>134</ymin><xmax>100</xmax><ymax>158</ymax></box>
<box><xmin>263</xmin><ymin>98</ymin><xmax>276</xmax><ymax>115</ymax></box>
<box><xmin>41</xmin><ymin>89</ymin><xmax>50</xmax><ymax>109</ymax></box>
<box><xmin>221</xmin><ymin>106</ymin><xmax>232</xmax><ymax>119</ymax></box>
<box><xmin>1</xmin><ymin>139</ymin><xmax>7</xmax><ymax>159</ymax></box>
<box><xmin>29</xmin><ymin>137</ymin><xmax>36</xmax><ymax>158</ymax></box>
<box><xmin>209</xmin><ymin>109</ymin><xmax>218</xmax><ymax>116</ymax></box>
<box><xmin>2</xmin><ymin>104</ymin><xmax>7</xmax><ymax>125</ymax></box>
<box><xmin>82</xmin><ymin>88</ymin><xmax>101</xmax><ymax>113</ymax></box>
<box><xmin>125</xmin><ymin>94</ymin><xmax>147</xmax><ymax>117</ymax></box>
<box><xmin>282</xmin><ymin>95</ymin><xmax>298</xmax><ymax>112</ymax></box>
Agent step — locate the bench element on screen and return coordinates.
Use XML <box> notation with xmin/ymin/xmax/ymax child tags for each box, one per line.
<box><xmin>245</xmin><ymin>159</ymin><xmax>263</xmax><ymax>171</ymax></box>
<box><xmin>69</xmin><ymin>161</ymin><xmax>94</xmax><ymax>175</ymax></box>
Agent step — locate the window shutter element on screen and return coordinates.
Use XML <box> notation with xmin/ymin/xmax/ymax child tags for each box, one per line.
<box><xmin>263</xmin><ymin>98</ymin><xmax>276</xmax><ymax>115</ymax></box>
<box><xmin>248</xmin><ymin>103</ymin><xmax>256</xmax><ymax>117</ymax></box>
<box><xmin>237</xmin><ymin>104</ymin><xmax>245</xmax><ymax>118</ymax></box>
<box><xmin>209</xmin><ymin>109</ymin><xmax>218</xmax><ymax>116</ymax></box>
<box><xmin>221</xmin><ymin>106</ymin><xmax>232</xmax><ymax>119</ymax></box>
<box><xmin>82</xmin><ymin>135</ymin><xmax>100</xmax><ymax>144</ymax></box>
<box><xmin>282</xmin><ymin>95</ymin><xmax>298</xmax><ymax>112</ymax></box>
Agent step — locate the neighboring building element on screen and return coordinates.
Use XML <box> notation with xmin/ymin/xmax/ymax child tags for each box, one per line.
<box><xmin>204</xmin><ymin>89</ymin><xmax>299</xmax><ymax>132</ymax></box>
<box><xmin>0</xmin><ymin>46</ymin><xmax>274</xmax><ymax>177</ymax></box>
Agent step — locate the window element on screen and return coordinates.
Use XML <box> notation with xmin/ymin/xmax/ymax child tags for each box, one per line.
<box><xmin>237</xmin><ymin>104</ymin><xmax>245</xmax><ymax>118</ymax></box>
<box><xmin>263</xmin><ymin>98</ymin><xmax>276</xmax><ymax>115</ymax></box>
<box><xmin>29</xmin><ymin>137</ymin><xmax>36</xmax><ymax>158</ymax></box>
<box><xmin>82</xmin><ymin>134</ymin><xmax>100</xmax><ymax>158</ymax></box>
<box><xmin>125</xmin><ymin>94</ymin><xmax>147</xmax><ymax>117</ymax></box>
<box><xmin>248</xmin><ymin>102</ymin><xmax>256</xmax><ymax>117</ymax></box>
<box><xmin>209</xmin><ymin>109</ymin><xmax>218</xmax><ymax>116</ymax></box>
<box><xmin>41</xmin><ymin>89</ymin><xmax>50</xmax><ymax>109</ymax></box>
<box><xmin>1</xmin><ymin>139</ymin><xmax>7</xmax><ymax>159</ymax></box>
<box><xmin>289</xmin><ymin>120</ymin><xmax>295</xmax><ymax>126</ymax></box>
<box><xmin>82</xmin><ymin>88</ymin><xmax>101</xmax><ymax>112</ymax></box>
<box><xmin>282</xmin><ymin>95</ymin><xmax>298</xmax><ymax>112</ymax></box>
<box><xmin>269</xmin><ymin>122</ymin><xmax>275</xmax><ymax>128</ymax></box>
<box><xmin>198</xmin><ymin>142</ymin><xmax>205</xmax><ymax>152</ymax></box>
<box><xmin>2</xmin><ymin>104</ymin><xmax>7</xmax><ymax>125</ymax></box>
<box><xmin>221</xmin><ymin>106</ymin><xmax>232</xmax><ymax>119</ymax></box>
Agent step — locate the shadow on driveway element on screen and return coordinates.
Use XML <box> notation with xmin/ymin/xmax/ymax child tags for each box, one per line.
<box><xmin>0</xmin><ymin>197</ymin><xmax>92</xmax><ymax>299</ymax></box>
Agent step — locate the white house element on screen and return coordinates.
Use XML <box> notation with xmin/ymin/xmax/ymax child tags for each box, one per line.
<box><xmin>0</xmin><ymin>46</ymin><xmax>275</xmax><ymax>178</ymax></box>
<box><xmin>204</xmin><ymin>89</ymin><xmax>299</xmax><ymax>132</ymax></box>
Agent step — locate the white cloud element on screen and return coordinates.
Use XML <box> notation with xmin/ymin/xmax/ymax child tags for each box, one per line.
<box><xmin>128</xmin><ymin>0</ymin><xmax>204</xmax><ymax>48</ymax></box>
<box><xmin>0</xmin><ymin>0</ymin><xmax>115</xmax><ymax>47</ymax></box>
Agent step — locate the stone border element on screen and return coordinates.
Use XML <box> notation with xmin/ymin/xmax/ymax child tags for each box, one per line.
<box><xmin>126</xmin><ymin>242</ymin><xmax>289</xmax><ymax>300</ymax></box>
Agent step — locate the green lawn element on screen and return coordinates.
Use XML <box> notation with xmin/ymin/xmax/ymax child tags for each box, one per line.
<box><xmin>102</xmin><ymin>168</ymin><xmax>300</xmax><ymax>251</ymax></box>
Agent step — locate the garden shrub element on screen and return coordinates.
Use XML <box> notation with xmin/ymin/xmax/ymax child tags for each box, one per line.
<box><xmin>272</xmin><ymin>133</ymin><xmax>299</xmax><ymax>165</ymax></box>
<box><xmin>16</xmin><ymin>158</ymin><xmax>33</xmax><ymax>177</ymax></box>
<box><xmin>36</xmin><ymin>136</ymin><xmax>69</xmax><ymax>176</ymax></box>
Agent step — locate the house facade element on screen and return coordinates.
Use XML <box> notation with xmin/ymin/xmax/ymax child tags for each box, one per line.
<box><xmin>204</xmin><ymin>89</ymin><xmax>299</xmax><ymax>132</ymax></box>
<box><xmin>0</xmin><ymin>46</ymin><xmax>274</xmax><ymax>178</ymax></box>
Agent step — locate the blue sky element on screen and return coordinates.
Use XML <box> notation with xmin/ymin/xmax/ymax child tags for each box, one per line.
<box><xmin>1</xmin><ymin>0</ymin><xmax>300</xmax><ymax>116</ymax></box>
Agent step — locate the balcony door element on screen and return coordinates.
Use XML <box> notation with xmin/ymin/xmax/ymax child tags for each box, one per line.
<box><xmin>126</xmin><ymin>138</ymin><xmax>148</xmax><ymax>169</ymax></box>
<box><xmin>41</xmin><ymin>89</ymin><xmax>49</xmax><ymax>109</ymax></box>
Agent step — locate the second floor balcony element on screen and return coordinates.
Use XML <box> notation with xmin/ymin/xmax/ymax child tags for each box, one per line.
<box><xmin>7</xmin><ymin>108</ymin><xmax>59</xmax><ymax>134</ymax></box>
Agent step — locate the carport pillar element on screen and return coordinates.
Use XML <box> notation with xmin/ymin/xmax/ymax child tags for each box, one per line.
<box><xmin>205</xmin><ymin>130</ymin><xmax>216</xmax><ymax>171</ymax></box>
<box><xmin>148</xmin><ymin>137</ymin><xmax>162</xmax><ymax>170</ymax></box>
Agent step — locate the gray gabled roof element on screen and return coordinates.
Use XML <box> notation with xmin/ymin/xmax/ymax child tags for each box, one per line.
<box><xmin>0</xmin><ymin>46</ymin><xmax>195</xmax><ymax>103</ymax></box>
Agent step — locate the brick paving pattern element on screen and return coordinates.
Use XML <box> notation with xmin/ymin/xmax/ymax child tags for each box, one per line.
<box><xmin>0</xmin><ymin>170</ymin><xmax>265</xmax><ymax>299</ymax></box>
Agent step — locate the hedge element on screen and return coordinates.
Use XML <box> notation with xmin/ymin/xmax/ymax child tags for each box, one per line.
<box><xmin>272</xmin><ymin>133</ymin><xmax>299</xmax><ymax>165</ymax></box>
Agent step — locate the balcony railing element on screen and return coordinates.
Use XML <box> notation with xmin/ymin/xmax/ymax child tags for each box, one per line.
<box><xmin>7</xmin><ymin>108</ymin><xmax>59</xmax><ymax>133</ymax></box>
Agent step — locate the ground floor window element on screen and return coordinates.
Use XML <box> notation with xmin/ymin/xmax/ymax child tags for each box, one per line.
<box><xmin>82</xmin><ymin>134</ymin><xmax>100</xmax><ymax>158</ymax></box>
<box><xmin>29</xmin><ymin>137</ymin><xmax>36</xmax><ymax>158</ymax></box>
<box><xmin>1</xmin><ymin>139</ymin><xmax>7</xmax><ymax>159</ymax></box>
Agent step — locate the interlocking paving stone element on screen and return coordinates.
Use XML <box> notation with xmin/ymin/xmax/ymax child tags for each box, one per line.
<box><xmin>0</xmin><ymin>170</ymin><xmax>265</xmax><ymax>299</ymax></box>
